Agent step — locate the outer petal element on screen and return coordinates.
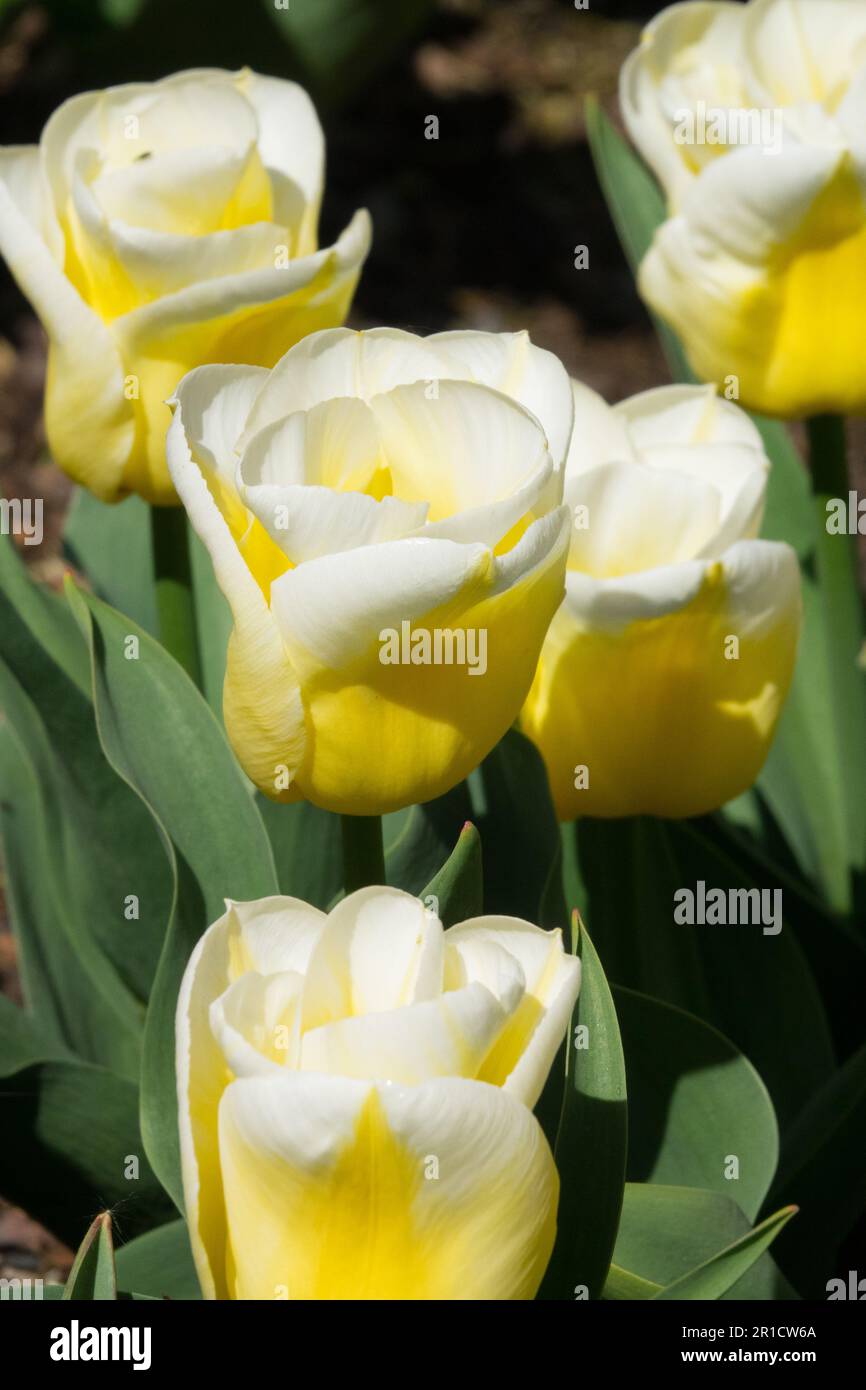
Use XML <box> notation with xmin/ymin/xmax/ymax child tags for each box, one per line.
<box><xmin>521</xmin><ymin>540</ymin><xmax>802</xmax><ymax>819</ymax></box>
<box><xmin>0</xmin><ymin>147</ymin><xmax>135</xmax><ymax>500</ymax></box>
<box><xmin>445</xmin><ymin>918</ymin><xmax>581</xmax><ymax>1107</ymax></box>
<box><xmin>269</xmin><ymin>508</ymin><xmax>570</xmax><ymax>814</ymax></box>
<box><xmin>218</xmin><ymin>1072</ymin><xmax>558</xmax><ymax>1299</ymax></box>
<box><xmin>167</xmin><ymin>377</ymin><xmax>307</xmax><ymax>798</ymax></box>
<box><xmin>176</xmin><ymin>895</ymin><xmax>327</xmax><ymax>1299</ymax></box>
<box><xmin>639</xmin><ymin>143</ymin><xmax>866</xmax><ymax>416</ymax></box>
<box><xmin>115</xmin><ymin>209</ymin><xmax>371</xmax><ymax>502</ymax></box>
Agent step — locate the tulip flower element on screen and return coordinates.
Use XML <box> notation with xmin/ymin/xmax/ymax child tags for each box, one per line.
<box><xmin>167</xmin><ymin>327</ymin><xmax>572</xmax><ymax>815</ymax></box>
<box><xmin>520</xmin><ymin>381</ymin><xmax>802</xmax><ymax>819</ymax></box>
<box><xmin>0</xmin><ymin>68</ymin><xmax>370</xmax><ymax>503</ymax></box>
<box><xmin>621</xmin><ymin>0</ymin><xmax>866</xmax><ymax>417</ymax></box>
<box><xmin>176</xmin><ymin>886</ymin><xmax>581</xmax><ymax>1300</ymax></box>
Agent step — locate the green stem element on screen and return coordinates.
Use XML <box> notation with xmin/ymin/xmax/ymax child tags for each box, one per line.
<box><xmin>150</xmin><ymin>505</ymin><xmax>202</xmax><ymax>685</ymax></box>
<box><xmin>341</xmin><ymin>814</ymin><xmax>385</xmax><ymax>893</ymax></box>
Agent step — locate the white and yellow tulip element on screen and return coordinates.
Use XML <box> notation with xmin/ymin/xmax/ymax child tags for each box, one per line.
<box><xmin>0</xmin><ymin>67</ymin><xmax>370</xmax><ymax>503</ymax></box>
<box><xmin>622</xmin><ymin>0</ymin><xmax>866</xmax><ymax>417</ymax></box>
<box><xmin>167</xmin><ymin>327</ymin><xmax>572</xmax><ymax>815</ymax></box>
<box><xmin>520</xmin><ymin>381</ymin><xmax>802</xmax><ymax>819</ymax></box>
<box><xmin>176</xmin><ymin>887</ymin><xmax>580</xmax><ymax>1300</ymax></box>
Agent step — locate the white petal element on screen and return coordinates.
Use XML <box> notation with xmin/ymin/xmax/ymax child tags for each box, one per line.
<box><xmin>300</xmin><ymin>982</ymin><xmax>510</xmax><ymax>1084</ymax></box>
<box><xmin>218</xmin><ymin>1072</ymin><xmax>558</xmax><ymax>1299</ymax></box>
<box><xmin>430</xmin><ymin>328</ymin><xmax>575</xmax><ymax>467</ymax></box>
<box><xmin>301</xmin><ymin>887</ymin><xmax>444</xmax><ymax>1030</ymax></box>
<box><xmin>269</xmin><ymin>534</ymin><xmax>490</xmax><ymax>675</ymax></box>
<box><xmin>445</xmin><ymin>918</ymin><xmax>580</xmax><ymax>1106</ymax></box>
<box><xmin>614</xmin><ymin>383</ymin><xmax>763</xmax><ymax>451</ymax></box>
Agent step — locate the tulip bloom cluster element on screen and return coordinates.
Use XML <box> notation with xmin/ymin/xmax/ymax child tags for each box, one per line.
<box><xmin>177</xmin><ymin>888</ymin><xmax>580</xmax><ymax>1300</ymax></box>
<box><xmin>622</xmin><ymin>0</ymin><xmax>866</xmax><ymax>417</ymax></box>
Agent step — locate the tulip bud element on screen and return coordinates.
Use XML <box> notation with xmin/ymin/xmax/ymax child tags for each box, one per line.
<box><xmin>520</xmin><ymin>381</ymin><xmax>802</xmax><ymax>819</ymax></box>
<box><xmin>167</xmin><ymin>327</ymin><xmax>573</xmax><ymax>815</ymax></box>
<box><xmin>176</xmin><ymin>887</ymin><xmax>581</xmax><ymax>1300</ymax></box>
<box><xmin>0</xmin><ymin>68</ymin><xmax>370</xmax><ymax>503</ymax></box>
<box><xmin>621</xmin><ymin>0</ymin><xmax>866</xmax><ymax>417</ymax></box>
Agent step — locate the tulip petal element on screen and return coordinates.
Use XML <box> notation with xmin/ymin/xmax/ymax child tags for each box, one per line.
<box><xmin>167</xmin><ymin>387</ymin><xmax>307</xmax><ymax>798</ymax></box>
<box><xmin>0</xmin><ymin>147</ymin><xmax>135</xmax><ymax>501</ymax></box>
<box><xmin>522</xmin><ymin>539</ymin><xmax>802</xmax><ymax>818</ymax></box>
<box><xmin>445</xmin><ymin>919</ymin><xmax>580</xmax><ymax>1106</ymax></box>
<box><xmin>218</xmin><ymin>1072</ymin><xmax>558</xmax><ymax>1299</ymax></box>
<box><xmin>301</xmin><ymin>887</ymin><xmax>443</xmax><ymax>1028</ymax></box>
<box><xmin>300</xmin><ymin>982</ymin><xmax>512</xmax><ymax>1084</ymax></box>
<box><xmin>429</xmin><ymin>328</ymin><xmax>575</xmax><ymax>468</ymax></box>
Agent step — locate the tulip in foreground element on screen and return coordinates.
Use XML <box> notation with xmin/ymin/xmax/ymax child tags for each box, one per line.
<box><xmin>0</xmin><ymin>68</ymin><xmax>370</xmax><ymax>503</ymax></box>
<box><xmin>168</xmin><ymin>327</ymin><xmax>572</xmax><ymax>814</ymax></box>
<box><xmin>622</xmin><ymin>0</ymin><xmax>866</xmax><ymax>417</ymax></box>
<box><xmin>520</xmin><ymin>382</ymin><xmax>802</xmax><ymax>819</ymax></box>
<box><xmin>176</xmin><ymin>887</ymin><xmax>581</xmax><ymax>1300</ymax></box>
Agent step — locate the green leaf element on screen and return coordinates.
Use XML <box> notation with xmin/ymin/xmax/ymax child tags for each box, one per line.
<box><xmin>0</xmin><ymin>1059</ymin><xmax>173</xmax><ymax>1248</ymax></box>
<box><xmin>0</xmin><ymin>993</ymin><xmax>71</xmax><ymax>1073</ymax></box>
<box><xmin>384</xmin><ymin>786</ymin><xmax>473</xmax><ymax>897</ymax></box>
<box><xmin>567</xmin><ymin>816</ymin><xmax>834</xmax><ymax>1130</ymax></box>
<box><xmin>769</xmin><ymin>1044</ymin><xmax>866</xmax><ymax>1298</ymax></box>
<box><xmin>538</xmin><ymin>918</ymin><xmax>627</xmax><ymax>1300</ymax></box>
<box><xmin>420</xmin><ymin>822</ymin><xmax>482</xmax><ymax>927</ymax></box>
<box><xmin>653</xmin><ymin>1205</ymin><xmax>797</xmax><ymax>1301</ymax></box>
<box><xmin>64</xmin><ymin>490</ymin><xmax>158</xmax><ymax>637</ymax></box>
<box><xmin>264</xmin><ymin>0</ymin><xmax>435</xmax><ymax>108</ymax></box>
<box><xmin>63</xmin><ymin>1213</ymin><xmax>117</xmax><ymax>1301</ymax></box>
<box><xmin>189</xmin><ymin>527</ymin><xmax>232</xmax><ymax>718</ymax></box>
<box><xmin>471</xmin><ymin>730</ymin><xmax>560</xmax><ymax>920</ymax></box>
<box><xmin>257</xmin><ymin>796</ymin><xmax>343</xmax><ymax>909</ymax></box>
<box><xmin>615</xmin><ymin>987</ymin><xmax>778</xmax><ymax>1221</ymax></box>
<box><xmin>610</xmin><ymin>1185</ymin><xmax>798</xmax><ymax>1301</ymax></box>
<box><xmin>67</xmin><ymin>581</ymin><xmax>279</xmax><ymax>1207</ymax></box>
<box><xmin>0</xmin><ymin>539</ymin><xmax>171</xmax><ymax>1059</ymax></box>
<box><xmin>115</xmin><ymin>1219</ymin><xmax>201</xmax><ymax>1300</ymax></box>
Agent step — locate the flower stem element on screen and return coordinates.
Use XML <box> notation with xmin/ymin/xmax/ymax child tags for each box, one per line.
<box><xmin>150</xmin><ymin>505</ymin><xmax>203</xmax><ymax>686</ymax></box>
<box><xmin>341</xmin><ymin>814</ymin><xmax>386</xmax><ymax>893</ymax></box>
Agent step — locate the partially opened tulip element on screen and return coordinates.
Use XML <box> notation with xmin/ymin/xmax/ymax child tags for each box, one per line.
<box><xmin>520</xmin><ymin>382</ymin><xmax>802</xmax><ymax>820</ymax></box>
<box><xmin>176</xmin><ymin>887</ymin><xmax>580</xmax><ymax>1300</ymax></box>
<box><xmin>167</xmin><ymin>327</ymin><xmax>572</xmax><ymax>814</ymax></box>
<box><xmin>0</xmin><ymin>68</ymin><xmax>370</xmax><ymax>503</ymax></box>
<box><xmin>621</xmin><ymin>0</ymin><xmax>866</xmax><ymax>417</ymax></box>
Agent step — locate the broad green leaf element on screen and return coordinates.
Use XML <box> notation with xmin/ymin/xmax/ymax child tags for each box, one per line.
<box><xmin>471</xmin><ymin>729</ymin><xmax>560</xmax><ymax>919</ymax></box>
<box><xmin>115</xmin><ymin>1219</ymin><xmax>201</xmax><ymax>1301</ymax></box>
<box><xmin>64</xmin><ymin>490</ymin><xmax>158</xmax><ymax>637</ymax></box>
<box><xmin>567</xmin><ymin>816</ymin><xmax>834</xmax><ymax>1129</ymax></box>
<box><xmin>0</xmin><ymin>664</ymin><xmax>146</xmax><ymax>1076</ymax></box>
<box><xmin>0</xmin><ymin>1059</ymin><xmax>173</xmax><ymax>1248</ymax></box>
<box><xmin>63</xmin><ymin>1213</ymin><xmax>117</xmax><ymax>1301</ymax></box>
<box><xmin>0</xmin><ymin>539</ymin><xmax>170</xmax><ymax>1050</ymax></box>
<box><xmin>615</xmin><ymin>987</ymin><xmax>778</xmax><ymax>1221</ymax></box>
<box><xmin>257</xmin><ymin>795</ymin><xmax>342</xmax><ymax>909</ymax></box>
<box><xmin>384</xmin><ymin>786</ymin><xmax>473</xmax><ymax>897</ymax></box>
<box><xmin>420</xmin><ymin>822</ymin><xmax>482</xmax><ymax>927</ymax></box>
<box><xmin>264</xmin><ymin>0</ymin><xmax>435</xmax><ymax>108</ymax></box>
<box><xmin>769</xmin><ymin>1044</ymin><xmax>866</xmax><ymax>1298</ymax></box>
<box><xmin>67</xmin><ymin>581</ymin><xmax>278</xmax><ymax>1206</ymax></box>
<box><xmin>610</xmin><ymin>1185</ymin><xmax>798</xmax><ymax>1301</ymax></box>
<box><xmin>538</xmin><ymin>919</ymin><xmax>627</xmax><ymax>1300</ymax></box>
<box><xmin>0</xmin><ymin>994</ymin><xmax>71</xmax><ymax>1073</ymax></box>
<box><xmin>653</xmin><ymin>1205</ymin><xmax>797</xmax><ymax>1301</ymax></box>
